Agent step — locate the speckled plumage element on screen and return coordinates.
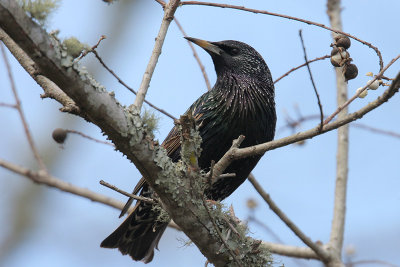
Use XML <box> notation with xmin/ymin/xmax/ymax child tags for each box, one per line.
<box><xmin>101</xmin><ymin>38</ymin><xmax>276</xmax><ymax>263</ymax></box>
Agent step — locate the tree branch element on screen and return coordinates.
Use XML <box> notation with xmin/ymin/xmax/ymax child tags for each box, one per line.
<box><xmin>0</xmin><ymin>1</ymin><xmax>270</xmax><ymax>265</ymax></box>
<box><xmin>0</xmin><ymin>158</ymin><xmax>127</xmax><ymax>211</ymax></box>
<box><xmin>327</xmin><ymin>1</ymin><xmax>348</xmax><ymax>264</ymax></box>
<box><xmin>261</xmin><ymin>241</ymin><xmax>318</xmax><ymax>259</ymax></box>
<box><xmin>274</xmin><ymin>55</ymin><xmax>330</xmax><ymax>84</ymax></box>
<box><xmin>133</xmin><ymin>0</ymin><xmax>181</xmax><ymax>110</ymax></box>
<box><xmin>180</xmin><ymin>1</ymin><xmax>384</xmax><ymax>71</ymax></box>
<box><xmin>298</xmin><ymin>29</ymin><xmax>324</xmax><ymax>131</ymax></box>
<box><xmin>225</xmin><ymin>69</ymin><xmax>400</xmax><ymax>161</ymax></box>
<box><xmin>1</xmin><ymin>43</ymin><xmax>47</xmax><ymax>170</ymax></box>
<box><xmin>248</xmin><ymin>174</ymin><xmax>332</xmax><ymax>262</ymax></box>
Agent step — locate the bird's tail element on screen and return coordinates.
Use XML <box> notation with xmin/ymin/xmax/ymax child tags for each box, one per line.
<box><xmin>101</xmin><ymin>183</ymin><xmax>168</xmax><ymax>263</ymax></box>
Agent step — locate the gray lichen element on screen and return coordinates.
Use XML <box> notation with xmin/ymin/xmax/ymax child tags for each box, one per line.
<box><xmin>141</xmin><ymin>108</ymin><xmax>160</xmax><ymax>135</ymax></box>
<box><xmin>18</xmin><ymin>0</ymin><xmax>60</xmax><ymax>26</ymax></box>
<box><xmin>63</xmin><ymin>37</ymin><xmax>90</xmax><ymax>58</ymax></box>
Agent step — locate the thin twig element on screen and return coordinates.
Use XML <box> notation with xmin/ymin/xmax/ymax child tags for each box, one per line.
<box><xmin>0</xmin><ymin>102</ymin><xmax>16</xmax><ymax>108</ymax></box>
<box><xmin>155</xmin><ymin>0</ymin><xmax>211</xmax><ymax>91</ymax></box>
<box><xmin>279</xmin><ymin>113</ymin><xmax>400</xmax><ymax>140</ymax></box>
<box><xmin>298</xmin><ymin>30</ymin><xmax>324</xmax><ymax>132</ymax></box>
<box><xmin>211</xmin><ymin>135</ymin><xmax>245</xmax><ymax>182</ymax></box>
<box><xmin>133</xmin><ymin>0</ymin><xmax>181</xmax><ymax>110</ymax></box>
<box><xmin>174</xmin><ymin>17</ymin><xmax>212</xmax><ymax>91</ymax></box>
<box><xmin>201</xmin><ymin>196</ymin><xmax>243</xmax><ymax>267</ymax></box>
<box><xmin>1</xmin><ymin>43</ymin><xmax>47</xmax><ymax>171</ymax></box>
<box><xmin>352</xmin><ymin>123</ymin><xmax>400</xmax><ymax>139</ymax></box>
<box><xmin>324</xmin><ymin>54</ymin><xmax>400</xmax><ymax>125</ymax></box>
<box><xmin>231</xmin><ymin>69</ymin><xmax>400</xmax><ymax>160</ymax></box>
<box><xmin>0</xmin><ymin>158</ymin><xmax>126</xmax><ymax>211</ymax></box>
<box><xmin>274</xmin><ymin>55</ymin><xmax>330</xmax><ymax>84</ymax></box>
<box><xmin>248</xmin><ymin>174</ymin><xmax>331</xmax><ymax>262</ymax></box>
<box><xmin>91</xmin><ymin>50</ymin><xmax>177</xmax><ymax>120</ymax></box>
<box><xmin>76</xmin><ymin>34</ymin><xmax>106</xmax><ymax>61</ymax></box>
<box><xmin>181</xmin><ymin>1</ymin><xmax>384</xmax><ymax>71</ymax></box>
<box><xmin>66</xmin><ymin>129</ymin><xmax>115</xmax><ymax>147</ymax></box>
<box><xmin>261</xmin><ymin>241</ymin><xmax>318</xmax><ymax>259</ymax></box>
<box><xmin>99</xmin><ymin>180</ymin><xmax>155</xmax><ymax>204</ymax></box>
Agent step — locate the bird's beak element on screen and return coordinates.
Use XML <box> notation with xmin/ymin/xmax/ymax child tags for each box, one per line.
<box><xmin>184</xmin><ymin>37</ymin><xmax>222</xmax><ymax>55</ymax></box>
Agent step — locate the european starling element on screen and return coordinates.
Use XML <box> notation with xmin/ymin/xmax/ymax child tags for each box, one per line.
<box><xmin>101</xmin><ymin>37</ymin><xmax>277</xmax><ymax>263</ymax></box>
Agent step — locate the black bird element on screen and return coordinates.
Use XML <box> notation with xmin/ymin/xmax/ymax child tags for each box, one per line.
<box><xmin>101</xmin><ymin>37</ymin><xmax>276</xmax><ymax>263</ymax></box>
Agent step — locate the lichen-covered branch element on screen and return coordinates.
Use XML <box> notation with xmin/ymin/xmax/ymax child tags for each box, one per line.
<box><xmin>0</xmin><ymin>28</ymin><xmax>82</xmax><ymax>116</ymax></box>
<box><xmin>0</xmin><ymin>1</ymin><xmax>271</xmax><ymax>265</ymax></box>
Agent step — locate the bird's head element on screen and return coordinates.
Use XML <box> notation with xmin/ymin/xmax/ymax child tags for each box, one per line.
<box><xmin>185</xmin><ymin>37</ymin><xmax>270</xmax><ymax>81</ymax></box>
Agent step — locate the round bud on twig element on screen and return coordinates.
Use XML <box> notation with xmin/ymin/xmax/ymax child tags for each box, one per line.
<box><xmin>356</xmin><ymin>87</ymin><xmax>368</xmax><ymax>98</ymax></box>
<box><xmin>367</xmin><ymin>79</ymin><xmax>380</xmax><ymax>90</ymax></box>
<box><xmin>344</xmin><ymin>63</ymin><xmax>358</xmax><ymax>81</ymax></box>
<box><xmin>52</xmin><ymin>128</ymin><xmax>68</xmax><ymax>144</ymax></box>
<box><xmin>334</xmin><ymin>35</ymin><xmax>351</xmax><ymax>49</ymax></box>
<box><xmin>330</xmin><ymin>47</ymin><xmax>349</xmax><ymax>67</ymax></box>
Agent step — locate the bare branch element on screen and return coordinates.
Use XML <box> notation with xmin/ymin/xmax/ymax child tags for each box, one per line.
<box><xmin>323</xmin><ymin>55</ymin><xmax>400</xmax><ymax>125</ymax></box>
<box><xmin>230</xmin><ymin>69</ymin><xmax>400</xmax><ymax>160</ymax></box>
<box><xmin>91</xmin><ymin>49</ymin><xmax>177</xmax><ymax>120</ymax></box>
<box><xmin>0</xmin><ymin>158</ymin><xmax>126</xmax><ymax>211</ymax></box>
<box><xmin>279</xmin><ymin>113</ymin><xmax>400</xmax><ymax>140</ymax></box>
<box><xmin>352</xmin><ymin>123</ymin><xmax>400</xmax><ymax>139</ymax></box>
<box><xmin>65</xmin><ymin>129</ymin><xmax>115</xmax><ymax>147</ymax></box>
<box><xmin>181</xmin><ymin>1</ymin><xmax>384</xmax><ymax>70</ymax></box>
<box><xmin>0</xmin><ymin>102</ymin><xmax>16</xmax><ymax>108</ymax></box>
<box><xmin>211</xmin><ymin>135</ymin><xmax>245</xmax><ymax>181</ymax></box>
<box><xmin>133</xmin><ymin>0</ymin><xmax>181</xmax><ymax>110</ymax></box>
<box><xmin>99</xmin><ymin>180</ymin><xmax>155</xmax><ymax>204</ymax></box>
<box><xmin>248</xmin><ymin>174</ymin><xmax>331</xmax><ymax>262</ymax></box>
<box><xmin>327</xmin><ymin>1</ymin><xmax>348</xmax><ymax>260</ymax></box>
<box><xmin>1</xmin><ymin>43</ymin><xmax>47</xmax><ymax>171</ymax></box>
<box><xmin>274</xmin><ymin>55</ymin><xmax>330</xmax><ymax>84</ymax></box>
<box><xmin>261</xmin><ymin>241</ymin><xmax>318</xmax><ymax>260</ymax></box>
<box><xmin>298</xmin><ymin>29</ymin><xmax>324</xmax><ymax>132</ymax></box>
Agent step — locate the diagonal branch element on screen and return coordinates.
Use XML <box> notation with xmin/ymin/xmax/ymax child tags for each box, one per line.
<box><xmin>1</xmin><ymin>43</ymin><xmax>47</xmax><ymax>171</ymax></box>
<box><xmin>133</xmin><ymin>0</ymin><xmax>181</xmax><ymax>110</ymax></box>
<box><xmin>91</xmin><ymin>49</ymin><xmax>177</xmax><ymax>120</ymax></box>
<box><xmin>248</xmin><ymin>174</ymin><xmax>331</xmax><ymax>262</ymax></box>
<box><xmin>231</xmin><ymin>69</ymin><xmax>400</xmax><ymax>160</ymax></box>
<box><xmin>0</xmin><ymin>158</ymin><xmax>127</xmax><ymax>211</ymax></box>
<box><xmin>323</xmin><ymin>55</ymin><xmax>400</xmax><ymax>125</ymax></box>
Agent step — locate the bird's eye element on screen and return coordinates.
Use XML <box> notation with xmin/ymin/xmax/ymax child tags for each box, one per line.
<box><xmin>230</xmin><ymin>48</ymin><xmax>239</xmax><ymax>56</ymax></box>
